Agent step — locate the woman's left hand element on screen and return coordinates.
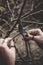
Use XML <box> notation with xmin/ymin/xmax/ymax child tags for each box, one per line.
<box><xmin>0</xmin><ymin>38</ymin><xmax>16</xmax><ymax>65</ymax></box>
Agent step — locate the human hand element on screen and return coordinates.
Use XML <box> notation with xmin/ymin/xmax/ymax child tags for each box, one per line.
<box><xmin>0</xmin><ymin>38</ymin><xmax>16</xmax><ymax>65</ymax></box>
<box><xmin>27</xmin><ymin>29</ymin><xmax>43</xmax><ymax>44</ymax></box>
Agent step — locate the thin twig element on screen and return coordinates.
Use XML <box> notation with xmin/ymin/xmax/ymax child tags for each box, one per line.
<box><xmin>35</xmin><ymin>1</ymin><xmax>43</xmax><ymax>9</ymax></box>
<box><xmin>21</xmin><ymin>10</ymin><xmax>43</xmax><ymax>19</ymax></box>
<box><xmin>7</xmin><ymin>0</ymin><xmax>12</xmax><ymax>13</ymax></box>
<box><xmin>0</xmin><ymin>18</ymin><xmax>11</xmax><ymax>27</ymax></box>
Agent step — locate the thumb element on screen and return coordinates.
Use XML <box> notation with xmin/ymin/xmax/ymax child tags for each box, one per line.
<box><xmin>5</xmin><ymin>38</ymin><xmax>14</xmax><ymax>47</ymax></box>
<box><xmin>34</xmin><ymin>36</ymin><xmax>41</xmax><ymax>43</ymax></box>
<box><xmin>5</xmin><ymin>38</ymin><xmax>12</xmax><ymax>43</ymax></box>
<box><xmin>3</xmin><ymin>38</ymin><xmax>12</xmax><ymax>47</ymax></box>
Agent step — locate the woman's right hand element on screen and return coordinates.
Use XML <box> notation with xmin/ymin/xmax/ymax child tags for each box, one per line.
<box><xmin>23</xmin><ymin>29</ymin><xmax>43</xmax><ymax>45</ymax></box>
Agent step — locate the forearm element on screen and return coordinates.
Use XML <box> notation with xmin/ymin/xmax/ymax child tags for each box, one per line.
<box><xmin>1</xmin><ymin>47</ymin><xmax>16</xmax><ymax>65</ymax></box>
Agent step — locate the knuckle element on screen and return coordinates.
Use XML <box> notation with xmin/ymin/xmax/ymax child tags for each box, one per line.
<box><xmin>37</xmin><ymin>29</ymin><xmax>41</xmax><ymax>31</ymax></box>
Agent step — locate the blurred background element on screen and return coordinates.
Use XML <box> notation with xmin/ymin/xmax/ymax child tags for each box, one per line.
<box><xmin>0</xmin><ymin>0</ymin><xmax>43</xmax><ymax>65</ymax></box>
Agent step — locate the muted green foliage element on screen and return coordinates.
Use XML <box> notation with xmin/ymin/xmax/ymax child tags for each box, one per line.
<box><xmin>0</xmin><ymin>6</ymin><xmax>6</xmax><ymax>12</ymax></box>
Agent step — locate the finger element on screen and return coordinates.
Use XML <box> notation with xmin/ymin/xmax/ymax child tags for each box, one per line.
<box><xmin>28</xmin><ymin>29</ymin><xmax>42</xmax><ymax>35</ymax></box>
<box><xmin>3</xmin><ymin>38</ymin><xmax>12</xmax><ymax>47</ymax></box>
<box><xmin>29</xmin><ymin>29</ymin><xmax>38</xmax><ymax>35</ymax></box>
<box><xmin>7</xmin><ymin>39</ymin><xmax>14</xmax><ymax>48</ymax></box>
<box><xmin>0</xmin><ymin>38</ymin><xmax>4</xmax><ymax>45</ymax></box>
<box><xmin>10</xmin><ymin>40</ymin><xmax>14</xmax><ymax>46</ymax></box>
<box><xmin>28</xmin><ymin>35</ymin><xmax>42</xmax><ymax>44</ymax></box>
<box><xmin>33</xmin><ymin>36</ymin><xmax>41</xmax><ymax>43</ymax></box>
<box><xmin>5</xmin><ymin>38</ymin><xmax>12</xmax><ymax>43</ymax></box>
<box><xmin>0</xmin><ymin>38</ymin><xmax>4</xmax><ymax>49</ymax></box>
<box><xmin>23</xmin><ymin>34</ymin><xmax>33</xmax><ymax>40</ymax></box>
<box><xmin>5</xmin><ymin>38</ymin><xmax>14</xmax><ymax>48</ymax></box>
<box><xmin>27</xmin><ymin>29</ymin><xmax>37</xmax><ymax>36</ymax></box>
